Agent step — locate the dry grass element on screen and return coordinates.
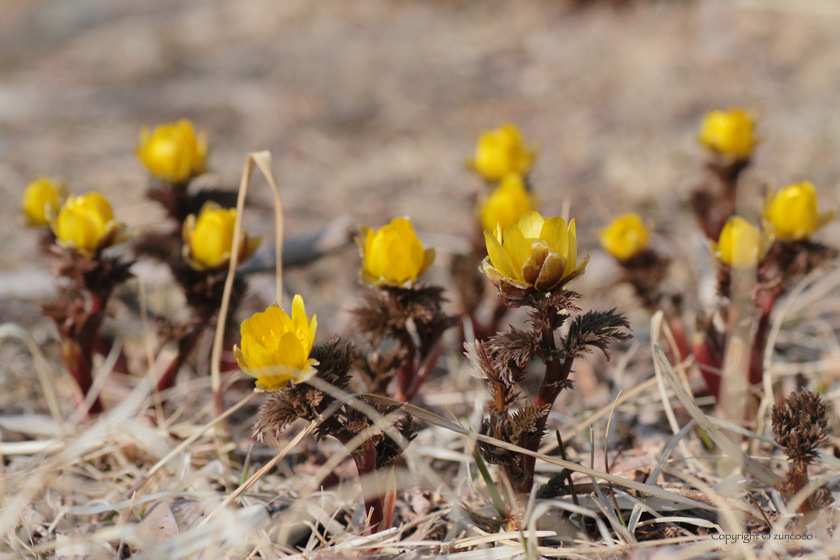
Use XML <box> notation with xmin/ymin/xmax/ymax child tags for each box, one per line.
<box><xmin>4</xmin><ymin>1</ymin><xmax>840</xmax><ymax>558</ymax></box>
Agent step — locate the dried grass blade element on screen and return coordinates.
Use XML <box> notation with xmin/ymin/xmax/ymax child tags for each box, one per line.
<box><xmin>652</xmin><ymin>345</ymin><xmax>782</xmax><ymax>487</ymax></box>
<box><xmin>210</xmin><ymin>150</ymin><xmax>283</xmax><ymax>420</ymax></box>
<box><xmin>0</xmin><ymin>323</ymin><xmax>64</xmax><ymax>433</ymax></box>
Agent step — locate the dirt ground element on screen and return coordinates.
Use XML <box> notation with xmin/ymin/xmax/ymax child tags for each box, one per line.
<box><xmin>2</xmin><ymin>0</ymin><xmax>840</xmax><ymax>329</ymax></box>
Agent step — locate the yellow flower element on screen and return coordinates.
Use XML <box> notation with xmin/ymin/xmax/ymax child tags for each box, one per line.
<box><xmin>712</xmin><ymin>216</ymin><xmax>763</xmax><ymax>269</ymax></box>
<box><xmin>357</xmin><ymin>217</ymin><xmax>435</xmax><ymax>288</ymax></box>
<box><xmin>182</xmin><ymin>201</ymin><xmax>260</xmax><ymax>270</ymax></box>
<box><xmin>479</xmin><ymin>173</ymin><xmax>537</xmax><ymax>232</ymax></box>
<box><xmin>599</xmin><ymin>213</ymin><xmax>651</xmax><ymax>262</ymax></box>
<box><xmin>234</xmin><ymin>295</ymin><xmax>319</xmax><ymax>392</ymax></box>
<box><xmin>51</xmin><ymin>192</ymin><xmax>125</xmax><ymax>257</ymax></box>
<box><xmin>763</xmin><ymin>181</ymin><xmax>834</xmax><ymax>242</ymax></box>
<box><xmin>22</xmin><ymin>177</ymin><xmax>66</xmax><ymax>227</ymax></box>
<box><xmin>136</xmin><ymin>119</ymin><xmax>208</xmax><ymax>183</ymax></box>
<box><xmin>470</xmin><ymin>123</ymin><xmax>537</xmax><ymax>182</ymax></box>
<box><xmin>481</xmin><ymin>211</ymin><xmax>589</xmax><ymax>300</ymax></box>
<box><xmin>698</xmin><ymin>109</ymin><xmax>756</xmax><ymax>161</ymax></box>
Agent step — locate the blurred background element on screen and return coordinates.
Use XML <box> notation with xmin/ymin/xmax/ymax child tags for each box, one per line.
<box><xmin>2</xmin><ymin>0</ymin><xmax>840</xmax><ymax>328</ymax></box>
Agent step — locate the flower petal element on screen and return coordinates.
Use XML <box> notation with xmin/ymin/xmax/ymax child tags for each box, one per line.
<box><xmin>502</xmin><ymin>224</ymin><xmax>529</xmax><ymax>279</ymax></box>
<box><xmin>563</xmin><ymin>254</ymin><xmax>589</xmax><ymax>284</ymax></box>
<box><xmin>418</xmin><ymin>247</ymin><xmax>436</xmax><ymax>277</ymax></box>
<box><xmin>563</xmin><ymin>219</ymin><xmax>578</xmax><ymax>278</ymax></box>
<box><xmin>517</xmin><ymin>211</ymin><xmax>545</xmax><ymax>239</ymax></box>
<box><xmin>539</xmin><ymin>217</ymin><xmax>569</xmax><ymax>257</ymax></box>
<box><xmin>522</xmin><ymin>240</ymin><xmax>549</xmax><ymax>285</ymax></box>
<box><xmin>534</xmin><ymin>252</ymin><xmax>568</xmax><ymax>292</ymax></box>
<box><xmin>484</xmin><ymin>230</ymin><xmax>517</xmax><ymax>280</ymax></box>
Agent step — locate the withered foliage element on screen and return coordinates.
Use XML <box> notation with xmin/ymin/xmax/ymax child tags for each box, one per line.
<box><xmin>615</xmin><ymin>249</ymin><xmax>672</xmax><ymax>311</ymax></box>
<box><xmin>147</xmin><ymin>183</ymin><xmax>238</xmax><ymax>224</ymax></box>
<box><xmin>341</xmin><ymin>399</ymin><xmax>418</xmax><ymax>469</ymax></box>
<box><xmin>352</xmin><ymin>283</ymin><xmax>455</xmax><ymax>399</ymax></box>
<box><xmin>171</xmin><ymin>262</ymin><xmax>247</xmax><ymax>317</ymax></box>
<box><xmin>253</xmin><ymin>336</ymin><xmax>417</xmax><ymax>469</ymax></box>
<box><xmin>772</xmin><ymin>389</ymin><xmax>831</xmax><ymax>466</ymax></box>
<box><xmin>352</xmin><ymin>285</ymin><xmax>450</xmax><ymax>350</ymax></box>
<box><xmin>527</xmin><ymin>290</ymin><xmax>581</xmax><ymax>319</ymax></box>
<box><xmin>563</xmin><ymin>309</ymin><xmax>632</xmax><ymax>360</ymax></box>
<box><xmin>486</xmin><ymin>327</ymin><xmax>540</xmax><ymax>381</ymax></box>
<box><xmin>47</xmin><ymin>246</ymin><xmax>134</xmax><ymax>295</ymax></box>
<box><xmin>354</xmin><ymin>347</ymin><xmax>407</xmax><ymax>396</ymax></box>
<box><xmin>254</xmin><ymin>336</ymin><xmax>354</xmax><ymax>442</ymax></box>
<box><xmin>477</xmin><ymin>402</ymin><xmax>551</xmax><ymax>485</ymax></box>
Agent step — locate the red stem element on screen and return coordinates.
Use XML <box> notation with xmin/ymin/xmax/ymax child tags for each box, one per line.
<box><xmin>463</xmin><ymin>299</ymin><xmax>511</xmax><ymax>343</ymax></box>
<box><xmin>694</xmin><ymin>334</ymin><xmax>723</xmax><ymax>401</ymax></box>
<box><xmin>394</xmin><ymin>330</ymin><xmax>417</xmax><ymax>403</ymax></box>
<box><xmin>62</xmin><ymin>290</ymin><xmax>110</xmax><ymax>416</ymax></box>
<box><xmin>792</xmin><ymin>465</ymin><xmax>812</xmax><ymax>515</ymax></box>
<box><xmin>515</xmin><ymin>324</ymin><xmax>574</xmax><ymax>495</ymax></box>
<box><xmin>354</xmin><ymin>440</ymin><xmax>385</xmax><ymax>534</ymax></box>
<box><xmin>749</xmin><ymin>290</ymin><xmax>779</xmax><ymax>387</ymax></box>
<box><xmin>403</xmin><ymin>341</ymin><xmax>445</xmax><ymax>402</ymax></box>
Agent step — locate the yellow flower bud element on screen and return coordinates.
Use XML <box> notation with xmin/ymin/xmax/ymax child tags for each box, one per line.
<box><xmin>599</xmin><ymin>213</ymin><xmax>651</xmax><ymax>262</ymax></box>
<box><xmin>698</xmin><ymin>109</ymin><xmax>756</xmax><ymax>161</ymax></box>
<box><xmin>22</xmin><ymin>177</ymin><xmax>66</xmax><ymax>227</ymax></box>
<box><xmin>182</xmin><ymin>202</ymin><xmax>260</xmax><ymax>270</ymax></box>
<box><xmin>478</xmin><ymin>173</ymin><xmax>537</xmax><ymax>232</ymax></box>
<box><xmin>234</xmin><ymin>295</ymin><xmax>319</xmax><ymax>392</ymax></box>
<box><xmin>470</xmin><ymin>124</ymin><xmax>537</xmax><ymax>182</ymax></box>
<box><xmin>136</xmin><ymin>119</ymin><xmax>208</xmax><ymax>183</ymax></box>
<box><xmin>51</xmin><ymin>192</ymin><xmax>125</xmax><ymax>257</ymax></box>
<box><xmin>713</xmin><ymin>216</ymin><xmax>763</xmax><ymax>269</ymax></box>
<box><xmin>481</xmin><ymin>211</ymin><xmax>589</xmax><ymax>300</ymax></box>
<box><xmin>357</xmin><ymin>217</ymin><xmax>436</xmax><ymax>288</ymax></box>
<box><xmin>763</xmin><ymin>181</ymin><xmax>834</xmax><ymax>242</ymax></box>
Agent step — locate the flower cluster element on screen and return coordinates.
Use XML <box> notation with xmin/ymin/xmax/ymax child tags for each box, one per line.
<box><xmin>689</xmin><ymin>108</ymin><xmax>838</xmax><ymax>403</ymax></box>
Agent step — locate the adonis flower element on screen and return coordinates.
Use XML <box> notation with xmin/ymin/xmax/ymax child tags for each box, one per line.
<box><xmin>51</xmin><ymin>192</ymin><xmax>125</xmax><ymax>258</ymax></box>
<box><xmin>712</xmin><ymin>216</ymin><xmax>764</xmax><ymax>269</ymax></box>
<box><xmin>481</xmin><ymin>211</ymin><xmax>588</xmax><ymax>300</ymax></box>
<box><xmin>470</xmin><ymin>124</ymin><xmax>536</xmax><ymax>182</ymax></box>
<box><xmin>136</xmin><ymin>119</ymin><xmax>208</xmax><ymax>183</ymax></box>
<box><xmin>357</xmin><ymin>217</ymin><xmax>435</xmax><ymax>288</ymax></box>
<box><xmin>698</xmin><ymin>109</ymin><xmax>756</xmax><ymax>161</ymax></box>
<box><xmin>235</xmin><ymin>295</ymin><xmax>319</xmax><ymax>392</ymax></box>
<box><xmin>22</xmin><ymin>177</ymin><xmax>67</xmax><ymax>227</ymax></box>
<box><xmin>479</xmin><ymin>173</ymin><xmax>536</xmax><ymax>232</ymax></box>
<box><xmin>763</xmin><ymin>181</ymin><xmax>834</xmax><ymax>242</ymax></box>
<box><xmin>182</xmin><ymin>201</ymin><xmax>260</xmax><ymax>270</ymax></box>
<box><xmin>599</xmin><ymin>213</ymin><xmax>650</xmax><ymax>262</ymax></box>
